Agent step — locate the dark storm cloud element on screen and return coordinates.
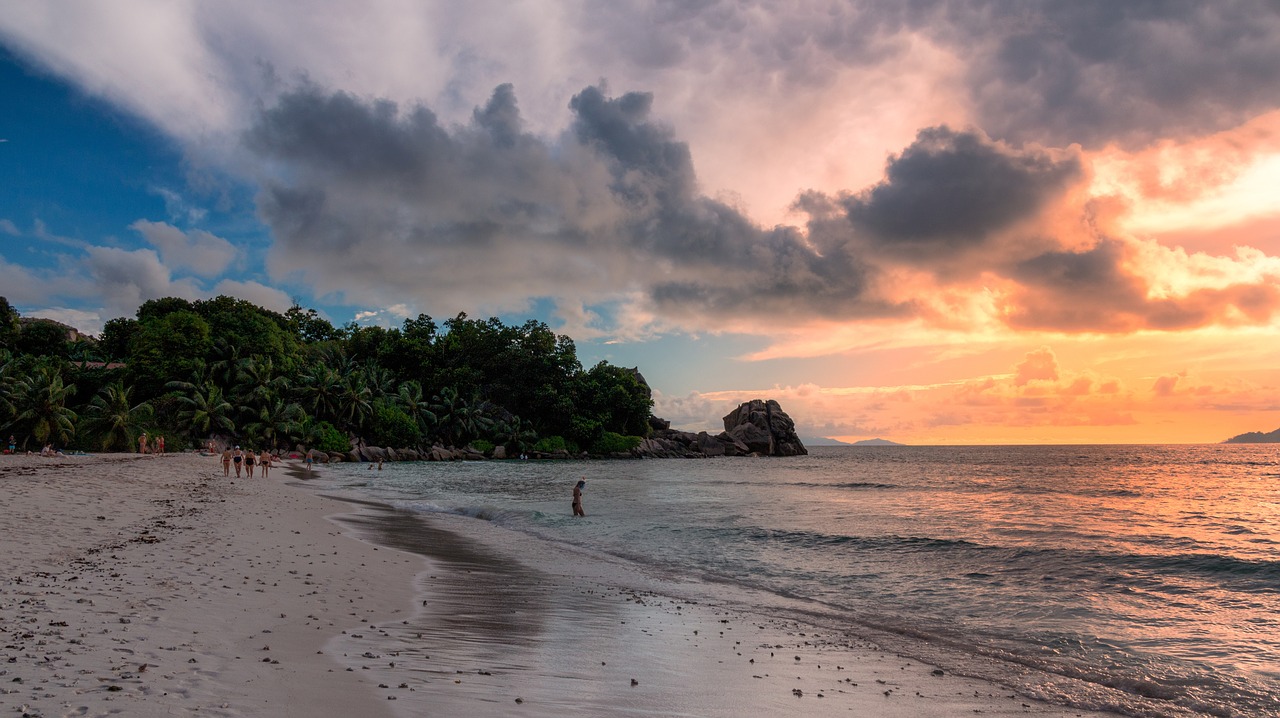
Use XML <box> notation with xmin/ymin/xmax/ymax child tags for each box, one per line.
<box><xmin>1006</xmin><ymin>239</ymin><xmax>1280</xmax><ymax>332</ymax></box>
<box><xmin>925</xmin><ymin>0</ymin><xmax>1280</xmax><ymax>147</ymax></box>
<box><xmin>245</xmin><ymin>82</ymin><xmax>887</xmax><ymax>320</ymax></box>
<box><xmin>843</xmin><ymin>126</ymin><xmax>1080</xmax><ymax>255</ymax></box>
<box><xmin>583</xmin><ymin>1</ymin><xmax>1280</xmax><ymax>148</ymax></box>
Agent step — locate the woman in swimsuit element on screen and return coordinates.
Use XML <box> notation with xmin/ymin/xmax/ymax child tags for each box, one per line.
<box><xmin>245</xmin><ymin>450</ymin><xmax>256</xmax><ymax>478</ymax></box>
<box><xmin>259</xmin><ymin>450</ymin><xmax>271</xmax><ymax>478</ymax></box>
<box><xmin>232</xmin><ymin>446</ymin><xmax>244</xmax><ymax>477</ymax></box>
<box><xmin>221</xmin><ymin>447</ymin><xmax>232</xmax><ymax>476</ymax></box>
<box><xmin>572</xmin><ymin>479</ymin><xmax>586</xmax><ymax>517</ymax></box>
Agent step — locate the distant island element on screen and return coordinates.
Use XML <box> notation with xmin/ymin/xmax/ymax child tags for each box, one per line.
<box><xmin>803</xmin><ymin>437</ymin><xmax>905</xmax><ymax>446</ymax></box>
<box><xmin>1223</xmin><ymin>428</ymin><xmax>1280</xmax><ymax>443</ymax></box>
<box><xmin>802</xmin><ymin>436</ymin><xmax>852</xmax><ymax>446</ymax></box>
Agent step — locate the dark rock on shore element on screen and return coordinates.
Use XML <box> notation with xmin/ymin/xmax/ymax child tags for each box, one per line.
<box><xmin>297</xmin><ymin>399</ymin><xmax>806</xmax><ymax>463</ymax></box>
<box><xmin>631</xmin><ymin>399</ymin><xmax>806</xmax><ymax>459</ymax></box>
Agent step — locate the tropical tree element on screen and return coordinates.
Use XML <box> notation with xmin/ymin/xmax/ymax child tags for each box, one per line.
<box><xmin>168</xmin><ymin>380</ymin><xmax>236</xmax><ymax>440</ymax></box>
<box><xmin>8</xmin><ymin>363</ymin><xmax>77</xmax><ymax>447</ymax></box>
<box><xmin>242</xmin><ymin>398</ymin><xmax>304</xmax><ymax>450</ymax></box>
<box><xmin>335</xmin><ymin>371</ymin><xmax>373</xmax><ymax>431</ymax></box>
<box><xmin>430</xmin><ymin>386</ymin><xmax>490</xmax><ymax>446</ymax></box>
<box><xmin>394</xmin><ymin>380</ymin><xmax>437</xmax><ymax>436</ymax></box>
<box><xmin>80</xmin><ymin>381</ymin><xmax>153</xmax><ymax>451</ymax></box>
<box><xmin>296</xmin><ymin>361</ymin><xmax>343</xmax><ymax>421</ymax></box>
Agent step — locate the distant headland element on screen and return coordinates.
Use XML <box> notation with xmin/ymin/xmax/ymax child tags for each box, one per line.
<box><xmin>1223</xmin><ymin>428</ymin><xmax>1280</xmax><ymax>443</ymax></box>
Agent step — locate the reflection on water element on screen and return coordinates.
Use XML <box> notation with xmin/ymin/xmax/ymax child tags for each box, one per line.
<box><xmin>306</xmin><ymin>445</ymin><xmax>1280</xmax><ymax>717</ymax></box>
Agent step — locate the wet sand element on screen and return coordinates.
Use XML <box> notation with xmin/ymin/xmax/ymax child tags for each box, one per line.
<box><xmin>0</xmin><ymin>453</ymin><xmax>1126</xmax><ymax>717</ymax></box>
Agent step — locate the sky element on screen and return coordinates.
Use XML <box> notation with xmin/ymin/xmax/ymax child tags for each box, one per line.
<box><xmin>3</xmin><ymin>1</ymin><xmax>1280</xmax><ymax>444</ymax></box>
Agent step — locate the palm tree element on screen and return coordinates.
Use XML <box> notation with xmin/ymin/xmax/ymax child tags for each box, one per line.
<box><xmin>491</xmin><ymin>414</ymin><xmax>537</xmax><ymax>453</ymax></box>
<box><xmin>394</xmin><ymin>380</ymin><xmax>437</xmax><ymax>437</ymax></box>
<box><xmin>296</xmin><ymin>362</ymin><xmax>343</xmax><ymax>421</ymax></box>
<box><xmin>81</xmin><ymin>381</ymin><xmax>153</xmax><ymax>451</ymax></box>
<box><xmin>8</xmin><ymin>363</ymin><xmax>77</xmax><ymax>447</ymax></box>
<box><xmin>363</xmin><ymin>363</ymin><xmax>396</xmax><ymax>403</ymax></box>
<box><xmin>169</xmin><ymin>381</ymin><xmax>235</xmax><ymax>440</ymax></box>
<box><xmin>336</xmin><ymin>372</ymin><xmax>373</xmax><ymax>432</ymax></box>
<box><xmin>0</xmin><ymin>350</ymin><xmax>15</xmax><ymax>420</ymax></box>
<box><xmin>430</xmin><ymin>387</ymin><xmax>490</xmax><ymax>446</ymax></box>
<box><xmin>243</xmin><ymin>398</ymin><xmax>304</xmax><ymax>451</ymax></box>
<box><xmin>209</xmin><ymin>338</ymin><xmax>243</xmax><ymax>389</ymax></box>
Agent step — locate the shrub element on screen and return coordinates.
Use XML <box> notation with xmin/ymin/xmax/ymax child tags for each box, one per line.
<box><xmin>590</xmin><ymin>432</ymin><xmax>642</xmax><ymax>454</ymax></box>
<box><xmin>532</xmin><ymin>435</ymin><xmax>579</xmax><ymax>454</ymax></box>
<box><xmin>312</xmin><ymin>420</ymin><xmax>350</xmax><ymax>453</ymax></box>
<box><xmin>470</xmin><ymin>439</ymin><xmax>495</xmax><ymax>454</ymax></box>
<box><xmin>368</xmin><ymin>403</ymin><xmax>418</xmax><ymax>448</ymax></box>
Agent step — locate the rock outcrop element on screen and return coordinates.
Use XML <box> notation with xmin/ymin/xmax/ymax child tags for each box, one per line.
<box><xmin>631</xmin><ymin>400</ymin><xmax>806</xmax><ymax>458</ymax></box>
<box><xmin>295</xmin><ymin>399</ymin><xmax>806</xmax><ymax>462</ymax></box>
<box><xmin>722</xmin><ymin>399</ymin><xmax>807</xmax><ymax>457</ymax></box>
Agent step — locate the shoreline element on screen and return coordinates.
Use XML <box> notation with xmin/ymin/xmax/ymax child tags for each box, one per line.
<box><xmin>313</xmin><ymin>475</ymin><xmax>1135</xmax><ymax>717</ymax></box>
<box><xmin>1</xmin><ymin>453</ymin><xmax>1131</xmax><ymax>717</ymax></box>
<box><xmin>0</xmin><ymin>452</ymin><xmax>419</xmax><ymax>717</ymax></box>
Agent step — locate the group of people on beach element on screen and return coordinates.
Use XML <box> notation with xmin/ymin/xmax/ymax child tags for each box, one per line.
<box><xmin>5</xmin><ymin>434</ymin><xmax>68</xmax><ymax>457</ymax></box>
<box><xmin>220</xmin><ymin>445</ymin><xmax>276</xmax><ymax>478</ymax></box>
<box><xmin>136</xmin><ymin>433</ymin><xmax>164</xmax><ymax>454</ymax></box>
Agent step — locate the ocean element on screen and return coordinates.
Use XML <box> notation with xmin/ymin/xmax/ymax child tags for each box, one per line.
<box><xmin>306</xmin><ymin>445</ymin><xmax>1280</xmax><ymax>717</ymax></box>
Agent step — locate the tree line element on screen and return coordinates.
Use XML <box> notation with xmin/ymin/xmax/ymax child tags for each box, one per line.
<box><xmin>0</xmin><ymin>295</ymin><xmax>654</xmax><ymax>456</ymax></box>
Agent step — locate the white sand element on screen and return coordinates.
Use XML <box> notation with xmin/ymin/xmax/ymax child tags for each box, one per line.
<box><xmin>0</xmin><ymin>453</ymin><xmax>417</xmax><ymax>717</ymax></box>
<box><xmin>0</xmin><ymin>453</ymin><xmax>1126</xmax><ymax>717</ymax></box>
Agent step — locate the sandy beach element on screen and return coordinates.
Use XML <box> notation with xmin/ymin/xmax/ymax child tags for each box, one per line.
<box><xmin>1</xmin><ymin>453</ymin><xmax>1126</xmax><ymax>717</ymax></box>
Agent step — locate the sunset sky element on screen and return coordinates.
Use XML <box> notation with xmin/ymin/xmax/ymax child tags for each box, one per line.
<box><xmin>3</xmin><ymin>2</ymin><xmax>1280</xmax><ymax>444</ymax></box>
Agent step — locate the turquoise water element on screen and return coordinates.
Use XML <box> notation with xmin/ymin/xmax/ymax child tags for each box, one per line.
<box><xmin>314</xmin><ymin>445</ymin><xmax>1280</xmax><ymax>717</ymax></box>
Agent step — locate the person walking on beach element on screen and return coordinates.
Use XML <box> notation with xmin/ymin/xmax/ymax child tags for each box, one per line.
<box><xmin>259</xmin><ymin>450</ymin><xmax>271</xmax><ymax>478</ymax></box>
<box><xmin>221</xmin><ymin>446</ymin><xmax>232</xmax><ymax>476</ymax></box>
<box><xmin>304</xmin><ymin>452</ymin><xmax>313</xmax><ymax>475</ymax></box>
<box><xmin>7</xmin><ymin>435</ymin><xmax>14</xmax><ymax>454</ymax></box>
<box><xmin>138</xmin><ymin>433</ymin><xmax>148</xmax><ymax>454</ymax></box>
<box><xmin>157</xmin><ymin>435</ymin><xmax>165</xmax><ymax>454</ymax></box>
<box><xmin>572</xmin><ymin>478</ymin><xmax>586</xmax><ymax>517</ymax></box>
<box><xmin>244</xmin><ymin>449</ymin><xmax>256</xmax><ymax>478</ymax></box>
<box><xmin>232</xmin><ymin>446</ymin><xmax>244</xmax><ymax>477</ymax></box>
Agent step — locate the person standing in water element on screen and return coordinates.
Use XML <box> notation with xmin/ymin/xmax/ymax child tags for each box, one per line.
<box><xmin>572</xmin><ymin>478</ymin><xmax>586</xmax><ymax>517</ymax></box>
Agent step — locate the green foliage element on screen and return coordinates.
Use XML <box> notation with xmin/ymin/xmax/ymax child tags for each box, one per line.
<box><xmin>81</xmin><ymin>381</ymin><xmax>153</xmax><ymax>451</ymax></box>
<box><xmin>309</xmin><ymin>420</ymin><xmax>350</xmax><ymax>453</ymax></box>
<box><xmin>0</xmin><ymin>297</ymin><xmax>20</xmax><ymax>351</ymax></box>
<box><xmin>98</xmin><ymin>317</ymin><xmax>139</xmax><ymax>361</ymax></box>
<box><xmin>590</xmin><ymin>432</ymin><xmax>643</xmax><ymax>455</ymax></box>
<box><xmin>7</xmin><ymin>361</ymin><xmax>77</xmax><ymax>447</ymax></box>
<box><xmin>1</xmin><ymin>295</ymin><xmax>660</xmax><ymax>454</ymax></box>
<box><xmin>368</xmin><ymin>401</ymin><xmax>418</xmax><ymax>448</ymax></box>
<box><xmin>129</xmin><ymin>310</ymin><xmax>213</xmax><ymax>401</ymax></box>
<box><xmin>532</xmin><ymin>435</ymin><xmax>578</xmax><ymax>454</ymax></box>
<box><xmin>285</xmin><ymin>304</ymin><xmax>340</xmax><ymax>343</ymax></box>
<box><xmin>470</xmin><ymin>439</ymin><xmax>495</xmax><ymax>454</ymax></box>
<box><xmin>17</xmin><ymin>320</ymin><xmax>71</xmax><ymax>359</ymax></box>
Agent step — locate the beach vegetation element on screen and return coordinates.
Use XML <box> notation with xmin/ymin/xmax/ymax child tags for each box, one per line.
<box><xmin>0</xmin><ymin>296</ymin><xmax>654</xmax><ymax>456</ymax></box>
<box><xmin>306</xmin><ymin>419</ymin><xmax>350</xmax><ymax>453</ymax></box>
<box><xmin>80</xmin><ymin>381</ymin><xmax>153</xmax><ymax>451</ymax></box>
<box><xmin>532</xmin><ymin>435</ymin><xmax>578</xmax><ymax>454</ymax></box>
<box><xmin>8</xmin><ymin>361</ymin><xmax>78</xmax><ymax>447</ymax></box>
<box><xmin>590</xmin><ymin>431</ymin><xmax>643</xmax><ymax>455</ymax></box>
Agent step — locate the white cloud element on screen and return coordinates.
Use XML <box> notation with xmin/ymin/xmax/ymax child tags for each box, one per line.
<box><xmin>0</xmin><ymin>219</ymin><xmax>18</xmax><ymax>236</ymax></box>
<box><xmin>83</xmin><ymin>246</ymin><xmax>202</xmax><ymax>320</ymax></box>
<box><xmin>131</xmin><ymin>220</ymin><xmax>237</xmax><ymax>277</ymax></box>
<box><xmin>211</xmin><ymin>279</ymin><xmax>293</xmax><ymax>314</ymax></box>
<box><xmin>24</xmin><ymin>307</ymin><xmax>103</xmax><ymax>336</ymax></box>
